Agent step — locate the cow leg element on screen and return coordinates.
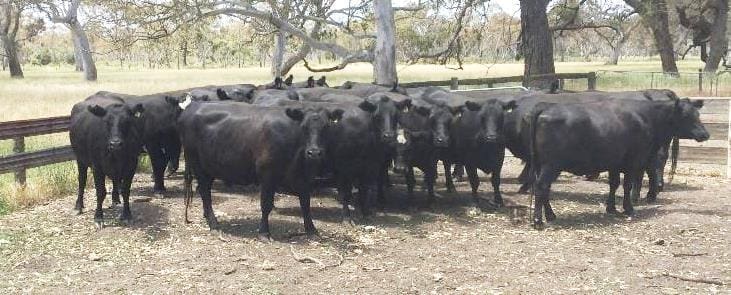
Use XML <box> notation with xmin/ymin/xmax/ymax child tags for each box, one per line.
<box><xmin>75</xmin><ymin>162</ymin><xmax>88</xmax><ymax>214</ymax></box>
<box><xmin>146</xmin><ymin>143</ymin><xmax>167</xmax><ymax>195</ymax></box>
<box><xmin>646</xmin><ymin>165</ymin><xmax>659</xmax><ymax>203</ymax></box>
<box><xmin>197</xmin><ymin>176</ymin><xmax>218</xmax><ymax>229</ymax></box>
<box><xmin>119</xmin><ymin>173</ymin><xmax>134</xmax><ymax>224</ymax></box>
<box><xmin>92</xmin><ymin>169</ymin><xmax>106</xmax><ymax>229</ymax></box>
<box><xmin>517</xmin><ymin>162</ymin><xmax>532</xmax><ymax>194</ymax></box>
<box><xmin>655</xmin><ymin>143</ymin><xmax>670</xmax><ymax>192</ymax></box>
<box><xmin>623</xmin><ymin>172</ymin><xmax>638</xmax><ymax>216</ymax></box>
<box><xmin>298</xmin><ymin>191</ymin><xmax>317</xmax><ymax>235</ymax></box>
<box><xmin>425</xmin><ymin>161</ymin><xmax>438</xmax><ymax>206</ymax></box>
<box><xmin>452</xmin><ymin>164</ymin><xmax>465</xmax><ymax>182</ymax></box>
<box><xmin>533</xmin><ymin>166</ymin><xmax>559</xmax><ymax>228</ymax></box>
<box><xmin>165</xmin><ymin>134</ymin><xmax>181</xmax><ymax>176</ymax></box>
<box><xmin>490</xmin><ymin>171</ymin><xmax>503</xmax><ymax>208</ymax></box>
<box><xmin>443</xmin><ymin>160</ymin><xmax>456</xmax><ymax>193</ymax></box>
<box><xmin>110</xmin><ymin>177</ymin><xmax>121</xmax><ymax>208</ymax></box>
<box><xmin>606</xmin><ymin>170</ymin><xmax>620</xmax><ymax>214</ymax></box>
<box><xmin>258</xmin><ymin>184</ymin><xmax>275</xmax><ymax>241</ymax></box>
<box><xmin>338</xmin><ymin>181</ymin><xmax>355</xmax><ymax>224</ymax></box>
<box><xmin>357</xmin><ymin>183</ymin><xmax>376</xmax><ymax>218</ymax></box>
<box><xmin>376</xmin><ymin>164</ymin><xmax>388</xmax><ymax>210</ymax></box>
<box><xmin>405</xmin><ymin>166</ymin><xmax>416</xmax><ymax>198</ymax></box>
<box><xmin>465</xmin><ymin>165</ymin><xmax>481</xmax><ymax>207</ymax></box>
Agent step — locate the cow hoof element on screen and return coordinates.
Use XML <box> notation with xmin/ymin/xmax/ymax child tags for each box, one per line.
<box><xmin>206</xmin><ymin>217</ymin><xmax>220</xmax><ymax>230</ymax></box>
<box><xmin>94</xmin><ymin>220</ymin><xmax>104</xmax><ymax>230</ymax></box>
<box><xmin>75</xmin><ymin>207</ymin><xmax>83</xmax><ymax>215</ymax></box>
<box><xmin>446</xmin><ymin>185</ymin><xmax>456</xmax><ymax>193</ymax></box>
<box><xmin>646</xmin><ymin>196</ymin><xmax>657</xmax><ymax>203</ymax></box>
<box><xmin>532</xmin><ymin>220</ymin><xmax>545</xmax><ymax>230</ymax></box>
<box><xmin>341</xmin><ymin>218</ymin><xmax>355</xmax><ymax>227</ymax></box>
<box><xmin>606</xmin><ymin>207</ymin><xmax>619</xmax><ymax>215</ymax></box>
<box><xmin>258</xmin><ymin>233</ymin><xmax>273</xmax><ymax>242</ymax></box>
<box><xmin>623</xmin><ymin>209</ymin><xmax>634</xmax><ymax>217</ymax></box>
<box><xmin>545</xmin><ymin>211</ymin><xmax>556</xmax><ymax>222</ymax></box>
<box><xmin>119</xmin><ymin>214</ymin><xmax>132</xmax><ymax>225</ymax></box>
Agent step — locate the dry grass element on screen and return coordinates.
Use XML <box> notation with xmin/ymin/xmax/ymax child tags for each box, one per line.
<box><xmin>0</xmin><ymin>59</ymin><xmax>725</xmax><ymax>214</ymax></box>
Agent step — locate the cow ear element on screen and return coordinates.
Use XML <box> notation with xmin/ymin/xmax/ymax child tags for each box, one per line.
<box><xmin>465</xmin><ymin>101</ymin><xmax>481</xmax><ymax>111</ymax></box>
<box><xmin>414</xmin><ymin>106</ymin><xmax>431</xmax><ymax>117</ymax></box>
<box><xmin>285</xmin><ymin>108</ymin><xmax>305</xmax><ymax>121</ymax></box>
<box><xmin>329</xmin><ymin>109</ymin><xmax>345</xmax><ymax>122</ymax></box>
<box><xmin>274</xmin><ymin>77</ymin><xmax>283</xmax><ymax>88</ymax></box>
<box><xmin>307</xmin><ymin>76</ymin><xmax>315</xmax><ymax>88</ymax></box>
<box><xmin>284</xmin><ymin>74</ymin><xmax>294</xmax><ymax>86</ymax></box>
<box><xmin>216</xmin><ymin>88</ymin><xmax>231</xmax><ymax>100</ymax></box>
<box><xmin>165</xmin><ymin>96</ymin><xmax>179</xmax><ymax>105</ymax></box>
<box><xmin>317</xmin><ymin>76</ymin><xmax>327</xmax><ymax>86</ymax></box>
<box><xmin>396</xmin><ymin>99</ymin><xmax>412</xmax><ymax>111</ymax></box>
<box><xmin>341</xmin><ymin>81</ymin><xmax>353</xmax><ymax>89</ymax></box>
<box><xmin>691</xmin><ymin>99</ymin><xmax>704</xmax><ymax>109</ymax></box>
<box><xmin>503</xmin><ymin>100</ymin><xmax>517</xmax><ymax>111</ymax></box>
<box><xmin>87</xmin><ymin>105</ymin><xmax>107</xmax><ymax>117</ymax></box>
<box><xmin>358</xmin><ymin>100</ymin><xmax>377</xmax><ymax>113</ymax></box>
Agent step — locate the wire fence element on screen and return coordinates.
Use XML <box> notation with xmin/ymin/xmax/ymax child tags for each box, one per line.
<box><xmin>587</xmin><ymin>70</ymin><xmax>731</xmax><ymax>97</ymax></box>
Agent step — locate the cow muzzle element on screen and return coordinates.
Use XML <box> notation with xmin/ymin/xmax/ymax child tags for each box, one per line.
<box><xmin>108</xmin><ymin>139</ymin><xmax>123</xmax><ymax>151</ymax></box>
<box><xmin>433</xmin><ymin>136</ymin><xmax>449</xmax><ymax>147</ymax></box>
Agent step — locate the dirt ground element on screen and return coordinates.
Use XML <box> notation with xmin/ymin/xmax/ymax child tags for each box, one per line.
<box><xmin>1</xmin><ymin>158</ymin><xmax>729</xmax><ymax>294</ymax></box>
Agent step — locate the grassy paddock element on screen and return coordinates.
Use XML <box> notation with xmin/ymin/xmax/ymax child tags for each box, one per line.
<box><xmin>0</xmin><ymin>59</ymin><xmax>725</xmax><ymax>215</ymax></box>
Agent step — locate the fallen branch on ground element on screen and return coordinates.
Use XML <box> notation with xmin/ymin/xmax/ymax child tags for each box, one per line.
<box><xmin>662</xmin><ymin>272</ymin><xmax>725</xmax><ymax>285</ymax></box>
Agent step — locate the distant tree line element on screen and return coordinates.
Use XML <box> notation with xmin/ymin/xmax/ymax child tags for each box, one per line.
<box><xmin>0</xmin><ymin>0</ymin><xmax>727</xmax><ymax>85</ymax></box>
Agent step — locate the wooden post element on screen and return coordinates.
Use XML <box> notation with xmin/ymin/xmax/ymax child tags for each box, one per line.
<box><xmin>698</xmin><ymin>68</ymin><xmax>703</xmax><ymax>94</ymax></box>
<box><xmin>13</xmin><ymin>137</ymin><xmax>26</xmax><ymax>185</ymax></box>
<box><xmin>728</xmin><ymin>100</ymin><xmax>731</xmax><ymax>179</ymax></box>
<box><xmin>587</xmin><ymin>72</ymin><xmax>596</xmax><ymax>90</ymax></box>
<box><xmin>450</xmin><ymin>77</ymin><xmax>459</xmax><ymax>90</ymax></box>
<box><xmin>558</xmin><ymin>78</ymin><xmax>565</xmax><ymax>90</ymax></box>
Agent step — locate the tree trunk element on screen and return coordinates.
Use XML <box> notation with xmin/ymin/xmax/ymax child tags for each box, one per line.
<box><xmin>704</xmin><ymin>0</ymin><xmax>728</xmax><ymax>73</ymax></box>
<box><xmin>625</xmin><ymin>0</ymin><xmax>678</xmax><ymax>74</ymax></box>
<box><xmin>68</xmin><ymin>21</ymin><xmax>97</xmax><ymax>81</ymax></box>
<box><xmin>607</xmin><ymin>45</ymin><xmax>621</xmax><ymax>65</ymax></box>
<box><xmin>0</xmin><ymin>35</ymin><xmax>23</xmax><ymax>78</ymax></box>
<box><xmin>519</xmin><ymin>0</ymin><xmax>555</xmax><ymax>89</ymax></box>
<box><xmin>73</xmin><ymin>37</ymin><xmax>83</xmax><ymax>72</ymax></box>
<box><xmin>271</xmin><ymin>31</ymin><xmax>286</xmax><ymax>77</ymax></box>
<box><xmin>373</xmin><ymin>0</ymin><xmax>398</xmax><ymax>85</ymax></box>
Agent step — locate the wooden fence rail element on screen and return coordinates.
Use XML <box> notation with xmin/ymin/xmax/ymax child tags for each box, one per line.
<box><xmin>400</xmin><ymin>72</ymin><xmax>597</xmax><ymax>90</ymax></box>
<box><xmin>0</xmin><ymin>116</ymin><xmax>74</xmax><ymax>184</ymax></box>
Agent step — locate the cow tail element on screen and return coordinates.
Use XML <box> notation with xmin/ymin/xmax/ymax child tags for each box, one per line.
<box><xmin>668</xmin><ymin>136</ymin><xmax>679</xmax><ymax>185</ymax></box>
<box><xmin>184</xmin><ymin>155</ymin><xmax>193</xmax><ymax>224</ymax></box>
<box><xmin>527</xmin><ymin>103</ymin><xmax>548</xmax><ymax>208</ymax></box>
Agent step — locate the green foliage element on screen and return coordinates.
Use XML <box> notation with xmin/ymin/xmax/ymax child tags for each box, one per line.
<box><xmin>31</xmin><ymin>49</ymin><xmax>53</xmax><ymax>66</ymax></box>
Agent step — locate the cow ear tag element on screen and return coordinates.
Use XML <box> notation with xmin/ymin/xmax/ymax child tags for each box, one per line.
<box><xmin>179</xmin><ymin>94</ymin><xmax>193</xmax><ymax>110</ymax></box>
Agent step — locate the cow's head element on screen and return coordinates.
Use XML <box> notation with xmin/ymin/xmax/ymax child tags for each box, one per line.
<box><xmin>464</xmin><ymin>99</ymin><xmax>517</xmax><ymax>143</ymax></box>
<box><xmin>222</xmin><ymin>86</ymin><xmax>255</xmax><ymax>103</ymax></box>
<box><xmin>410</xmin><ymin>102</ymin><xmax>458</xmax><ymax>148</ymax></box>
<box><xmin>361</xmin><ymin>95</ymin><xmax>411</xmax><ymax>147</ymax></box>
<box><xmin>286</xmin><ymin>107</ymin><xmax>344</xmax><ymax>162</ymax></box>
<box><xmin>88</xmin><ymin>103</ymin><xmax>144</xmax><ymax>151</ymax></box>
<box><xmin>673</xmin><ymin>99</ymin><xmax>709</xmax><ymax>142</ymax></box>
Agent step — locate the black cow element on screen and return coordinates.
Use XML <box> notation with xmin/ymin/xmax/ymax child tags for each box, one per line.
<box><xmin>274</xmin><ymin>93</ymin><xmax>410</xmax><ymax>219</ymax></box>
<box><xmin>504</xmin><ymin>90</ymin><xmax>680</xmax><ymax>196</ymax></box>
<box><xmin>447</xmin><ymin>100</ymin><xmax>516</xmax><ymax>207</ymax></box>
<box><xmin>70</xmin><ymin>94</ymin><xmax>145</xmax><ymax>228</ymax></box>
<box><xmin>526</xmin><ymin>99</ymin><xmax>709</xmax><ymax>228</ymax></box>
<box><xmin>251</xmin><ymin>88</ymin><xmax>300</xmax><ymax>106</ymax></box>
<box><xmin>179</xmin><ymin>102</ymin><xmax>343</xmax><ymax>239</ymax></box>
<box><xmin>391</xmin><ymin>98</ymin><xmax>458</xmax><ymax>204</ymax></box>
<box><xmin>119</xmin><ymin>93</ymin><xmax>184</xmax><ymax>194</ymax></box>
<box><xmin>257</xmin><ymin>75</ymin><xmax>294</xmax><ymax>90</ymax></box>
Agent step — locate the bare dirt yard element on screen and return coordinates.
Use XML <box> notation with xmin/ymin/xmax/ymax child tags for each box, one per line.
<box><xmin>1</xmin><ymin>158</ymin><xmax>729</xmax><ymax>294</ymax></box>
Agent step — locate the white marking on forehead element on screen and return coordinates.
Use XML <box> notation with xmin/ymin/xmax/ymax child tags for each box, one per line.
<box><xmin>397</xmin><ymin>133</ymin><xmax>406</xmax><ymax>144</ymax></box>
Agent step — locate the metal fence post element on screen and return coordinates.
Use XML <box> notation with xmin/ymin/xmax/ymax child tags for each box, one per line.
<box><xmin>587</xmin><ymin>72</ymin><xmax>596</xmax><ymax>90</ymax></box>
<box><xmin>728</xmin><ymin>100</ymin><xmax>731</xmax><ymax>178</ymax></box>
<box><xmin>450</xmin><ymin>77</ymin><xmax>459</xmax><ymax>90</ymax></box>
<box><xmin>13</xmin><ymin>137</ymin><xmax>26</xmax><ymax>185</ymax></box>
<box><xmin>699</xmin><ymin>68</ymin><xmax>703</xmax><ymax>94</ymax></box>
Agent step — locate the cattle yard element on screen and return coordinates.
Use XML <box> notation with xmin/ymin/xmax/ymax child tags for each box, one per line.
<box><xmin>0</xmin><ymin>82</ymin><xmax>730</xmax><ymax>293</ymax></box>
<box><xmin>0</xmin><ymin>157</ymin><xmax>729</xmax><ymax>293</ymax></box>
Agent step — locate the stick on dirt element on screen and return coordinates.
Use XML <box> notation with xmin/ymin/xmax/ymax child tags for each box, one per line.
<box><xmin>662</xmin><ymin>272</ymin><xmax>725</xmax><ymax>286</ymax></box>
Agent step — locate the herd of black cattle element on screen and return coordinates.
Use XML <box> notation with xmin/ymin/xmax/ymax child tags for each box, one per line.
<box><xmin>68</xmin><ymin>74</ymin><xmax>710</xmax><ymax>239</ymax></box>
